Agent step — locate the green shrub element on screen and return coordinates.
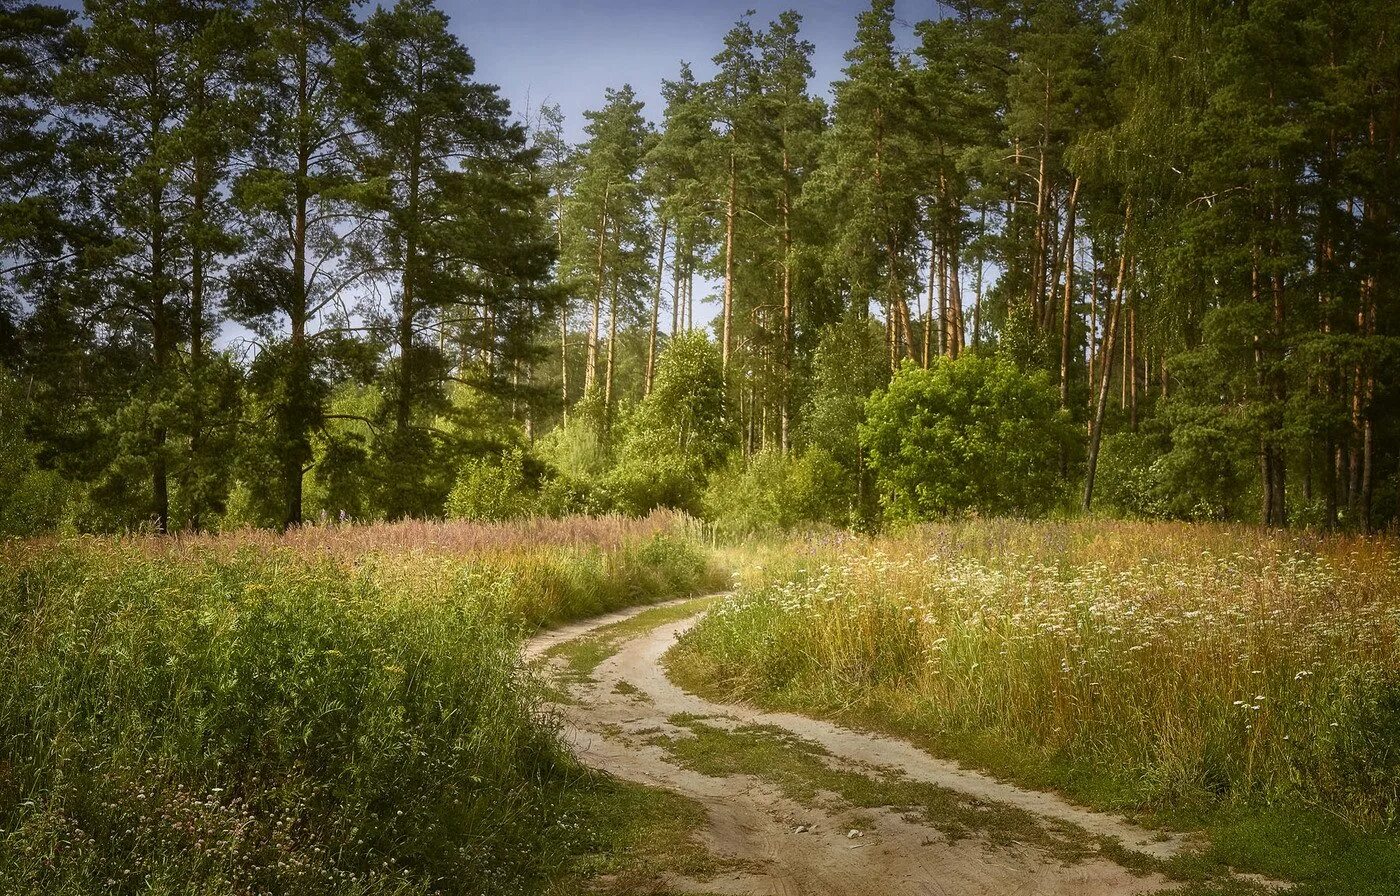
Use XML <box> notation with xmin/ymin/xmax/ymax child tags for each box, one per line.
<box><xmin>0</xmin><ymin>372</ymin><xmax>73</xmax><ymax>536</ymax></box>
<box><xmin>607</xmin><ymin>334</ymin><xmax>733</xmax><ymax>516</ymax></box>
<box><xmin>860</xmin><ymin>355</ymin><xmax>1070</xmax><ymax>519</ymax></box>
<box><xmin>446</xmin><ymin>448</ymin><xmax>532</xmax><ymax>521</ymax></box>
<box><xmin>0</xmin><ymin>524</ymin><xmax>722</xmax><ymax>895</ymax></box>
<box><xmin>1096</xmin><ymin>430</ymin><xmax>1170</xmax><ymax>518</ymax></box>
<box><xmin>1097</xmin><ymin>411</ymin><xmax>1253</xmax><ymax>522</ymax></box>
<box><xmin>703</xmin><ymin>448</ymin><xmax>850</xmax><ymax>537</ymax></box>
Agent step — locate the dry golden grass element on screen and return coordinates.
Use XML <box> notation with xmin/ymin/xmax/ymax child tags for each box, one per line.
<box><xmin>674</xmin><ymin>519</ymin><xmax>1400</xmax><ymax>826</ymax></box>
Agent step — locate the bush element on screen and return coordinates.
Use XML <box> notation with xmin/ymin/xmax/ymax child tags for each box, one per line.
<box><xmin>703</xmin><ymin>448</ymin><xmax>851</xmax><ymax>537</ymax></box>
<box><xmin>860</xmin><ymin>355</ymin><xmax>1070</xmax><ymax>519</ymax></box>
<box><xmin>0</xmin><ymin>521</ymin><xmax>722</xmax><ymax>894</ymax></box>
<box><xmin>0</xmin><ymin>371</ymin><xmax>72</xmax><ymax>536</ymax></box>
<box><xmin>446</xmin><ymin>448</ymin><xmax>532</xmax><ymax>521</ymax></box>
<box><xmin>607</xmin><ymin>334</ymin><xmax>732</xmax><ymax>516</ymax></box>
<box><xmin>1096</xmin><ymin>430</ymin><xmax>1170</xmax><ymax>518</ymax></box>
<box><xmin>1097</xmin><ymin>410</ymin><xmax>1253</xmax><ymax>522</ymax></box>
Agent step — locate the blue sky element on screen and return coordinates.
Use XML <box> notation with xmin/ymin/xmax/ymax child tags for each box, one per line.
<box><xmin>448</xmin><ymin>0</ymin><xmax>928</xmax><ymax>139</ymax></box>
<box><xmin>443</xmin><ymin>0</ymin><xmax>931</xmax><ymax>319</ymax></box>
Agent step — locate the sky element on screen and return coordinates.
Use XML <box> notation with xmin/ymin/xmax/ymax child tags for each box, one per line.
<box><xmin>448</xmin><ymin>1</ymin><xmax>929</xmax><ymax>140</ymax></box>
<box><xmin>441</xmin><ymin>0</ymin><xmax>931</xmax><ymax>315</ymax></box>
<box><xmin>48</xmin><ymin>0</ymin><xmax>936</xmax><ymax>343</ymax></box>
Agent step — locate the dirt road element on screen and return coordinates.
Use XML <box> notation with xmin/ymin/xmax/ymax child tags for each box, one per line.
<box><xmin>528</xmin><ymin>597</ymin><xmax>1185</xmax><ymax>896</ymax></box>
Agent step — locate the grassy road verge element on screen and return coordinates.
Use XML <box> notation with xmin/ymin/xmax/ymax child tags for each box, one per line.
<box><xmin>667</xmin><ymin>520</ymin><xmax>1400</xmax><ymax>895</ymax></box>
<box><xmin>0</xmin><ymin>514</ymin><xmax>723</xmax><ymax>895</ymax></box>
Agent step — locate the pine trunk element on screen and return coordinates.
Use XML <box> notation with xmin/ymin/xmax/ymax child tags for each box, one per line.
<box><xmin>1058</xmin><ymin>184</ymin><xmax>1077</xmax><ymax>408</ymax></box>
<box><xmin>586</xmin><ymin>185</ymin><xmax>609</xmax><ymax>393</ymax></box>
<box><xmin>722</xmin><ymin>151</ymin><xmax>736</xmax><ymax>371</ymax></box>
<box><xmin>604</xmin><ymin>273</ymin><xmax>618</xmax><ymax>418</ymax></box>
<box><xmin>1083</xmin><ymin>207</ymin><xmax>1132</xmax><ymax>512</ymax></box>
<box><xmin>646</xmin><ymin>218</ymin><xmax>668</xmax><ymax>396</ymax></box>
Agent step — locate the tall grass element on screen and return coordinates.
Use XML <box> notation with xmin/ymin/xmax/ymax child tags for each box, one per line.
<box><xmin>670</xmin><ymin>520</ymin><xmax>1400</xmax><ymax>827</ymax></box>
<box><xmin>0</xmin><ymin>515</ymin><xmax>722</xmax><ymax>895</ymax></box>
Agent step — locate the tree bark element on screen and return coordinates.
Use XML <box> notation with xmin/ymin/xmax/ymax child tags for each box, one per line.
<box><xmin>1128</xmin><ymin>303</ymin><xmax>1138</xmax><ymax>432</ymax></box>
<box><xmin>1058</xmin><ymin>183</ymin><xmax>1077</xmax><ymax>409</ymax></box>
<box><xmin>780</xmin><ymin>147</ymin><xmax>793</xmax><ymax>453</ymax></box>
<box><xmin>586</xmin><ymin>184</ymin><xmax>609</xmax><ymax>393</ymax></box>
<box><xmin>923</xmin><ymin>239</ymin><xmax>935</xmax><ymax>367</ymax></box>
<box><xmin>151</xmin><ymin>178</ymin><xmax>169</xmax><ymax>535</ymax></box>
<box><xmin>604</xmin><ymin>272</ymin><xmax>619</xmax><ymax>419</ymax></box>
<box><xmin>645</xmin><ymin>217</ymin><xmax>668</xmax><ymax>396</ymax></box>
<box><xmin>937</xmin><ymin>239</ymin><xmax>948</xmax><ymax>357</ymax></box>
<box><xmin>722</xmin><ymin>151</ymin><xmax>736</xmax><ymax>371</ymax></box>
<box><xmin>1083</xmin><ymin>207</ymin><xmax>1132</xmax><ymax>513</ymax></box>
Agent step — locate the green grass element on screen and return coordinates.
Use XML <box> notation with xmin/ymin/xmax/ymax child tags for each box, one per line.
<box><xmin>653</xmin><ymin>714</ymin><xmax>1114</xmax><ymax>864</ymax></box>
<box><xmin>666</xmin><ymin>520</ymin><xmax>1400</xmax><ymax>895</ymax></box>
<box><xmin>546</xmin><ymin>771</ymin><xmax>726</xmax><ymax>895</ymax></box>
<box><xmin>0</xmin><ymin>523</ymin><xmax>723</xmax><ymax>896</ymax></box>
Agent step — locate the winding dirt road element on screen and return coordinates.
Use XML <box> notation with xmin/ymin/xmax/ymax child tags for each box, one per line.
<box><xmin>528</xmin><ymin>598</ymin><xmax>1186</xmax><ymax>896</ymax></box>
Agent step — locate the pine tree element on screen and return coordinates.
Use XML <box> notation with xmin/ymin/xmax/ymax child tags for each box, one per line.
<box><xmin>703</xmin><ymin>14</ymin><xmax>765</xmax><ymax>373</ymax></box>
<box><xmin>806</xmin><ymin>0</ymin><xmax>923</xmax><ymax>369</ymax></box>
<box><xmin>339</xmin><ymin>0</ymin><xmax>556</xmax><ymax>517</ymax></box>
<box><xmin>529</xmin><ymin>101</ymin><xmax>575</xmax><ymax>418</ymax></box>
<box><xmin>58</xmin><ymin>0</ymin><xmax>247</xmax><ymax>532</ymax></box>
<box><xmin>559</xmin><ymin>85</ymin><xmax>652</xmax><ymax>421</ymax></box>
<box><xmin>757</xmin><ymin>10</ymin><xmax>824</xmax><ymax>451</ymax></box>
<box><xmin>648</xmin><ymin>63</ymin><xmax>710</xmax><ymax>345</ymax></box>
<box><xmin>227</xmin><ymin>0</ymin><xmax>361</xmax><ymax>528</ymax></box>
<box><xmin>0</xmin><ymin>0</ymin><xmax>78</xmax><ymax>350</ymax></box>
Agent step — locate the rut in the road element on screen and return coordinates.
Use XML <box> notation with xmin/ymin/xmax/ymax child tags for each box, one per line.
<box><xmin>530</xmin><ymin>598</ymin><xmax>1193</xmax><ymax>896</ymax></box>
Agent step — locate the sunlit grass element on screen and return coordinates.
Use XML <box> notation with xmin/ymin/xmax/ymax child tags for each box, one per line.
<box><xmin>672</xmin><ymin>520</ymin><xmax>1400</xmax><ymax>828</ymax></box>
<box><xmin>0</xmin><ymin>514</ymin><xmax>723</xmax><ymax>895</ymax></box>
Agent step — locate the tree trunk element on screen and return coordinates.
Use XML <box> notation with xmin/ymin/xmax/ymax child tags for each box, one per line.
<box><xmin>557</xmin><ymin>176</ymin><xmax>569</xmax><ymax>422</ymax></box>
<box><xmin>284</xmin><ymin>48</ymin><xmax>312</xmax><ymax>530</ymax></box>
<box><xmin>972</xmin><ymin>204</ymin><xmax>985</xmax><ymax>349</ymax></box>
<box><xmin>187</xmin><ymin>152</ymin><xmax>207</xmax><ymax>533</ymax></box>
<box><xmin>722</xmin><ymin>151</ymin><xmax>736</xmax><ymax>371</ymax></box>
<box><xmin>150</xmin><ymin>175</ymin><xmax>169</xmax><ymax>535</ymax></box>
<box><xmin>923</xmin><ymin>239</ymin><xmax>935</xmax><ymax>367</ymax></box>
<box><xmin>604</xmin><ymin>272</ymin><xmax>619</xmax><ymax>419</ymax></box>
<box><xmin>1058</xmin><ymin>183</ymin><xmax>1077</xmax><ymax>408</ymax></box>
<box><xmin>1128</xmin><ymin>302</ymin><xmax>1138</xmax><ymax>432</ymax></box>
<box><xmin>1083</xmin><ymin>208</ymin><xmax>1132</xmax><ymax>513</ymax></box>
<box><xmin>937</xmin><ymin>240</ymin><xmax>948</xmax><ymax>357</ymax></box>
<box><xmin>586</xmin><ymin>185</ymin><xmax>609</xmax><ymax>393</ymax></box>
<box><xmin>398</xmin><ymin>168</ymin><xmax>419</xmax><ymax>437</ymax></box>
<box><xmin>949</xmin><ymin>216</ymin><xmax>964</xmax><ymax>358</ymax></box>
<box><xmin>780</xmin><ymin>150</ymin><xmax>793</xmax><ymax>453</ymax></box>
<box><xmin>646</xmin><ymin>217</ymin><xmax>668</xmax><ymax>396</ymax></box>
<box><xmin>1031</xmin><ymin>147</ymin><xmax>1049</xmax><ymax>325</ymax></box>
<box><xmin>672</xmin><ymin>230</ymin><xmax>682</xmax><ymax>338</ymax></box>
<box><xmin>1087</xmin><ymin>238</ymin><xmax>1099</xmax><ymax>408</ymax></box>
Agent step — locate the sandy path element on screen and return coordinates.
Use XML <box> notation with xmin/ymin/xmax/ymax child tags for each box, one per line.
<box><xmin>530</xmin><ymin>598</ymin><xmax>1181</xmax><ymax>896</ymax></box>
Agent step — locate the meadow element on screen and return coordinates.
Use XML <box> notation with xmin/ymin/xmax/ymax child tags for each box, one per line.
<box><xmin>0</xmin><ymin>512</ymin><xmax>723</xmax><ymax>895</ymax></box>
<box><xmin>669</xmin><ymin>521</ymin><xmax>1400</xmax><ymax>836</ymax></box>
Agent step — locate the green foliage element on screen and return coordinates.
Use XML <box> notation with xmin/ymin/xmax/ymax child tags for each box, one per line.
<box><xmin>446</xmin><ymin>449</ymin><xmax>531</xmax><ymax>522</ymax></box>
<box><xmin>1097</xmin><ymin>419</ymin><xmax>1253</xmax><ymax>522</ymax></box>
<box><xmin>703</xmin><ymin>448</ymin><xmax>849</xmax><ymax>537</ymax></box>
<box><xmin>0</xmin><ymin>525</ymin><xmax>721</xmax><ymax>894</ymax></box>
<box><xmin>796</xmin><ymin>314</ymin><xmax>890</xmax><ymax>470</ymax></box>
<box><xmin>0</xmin><ymin>547</ymin><xmax>563</xmax><ymax>895</ymax></box>
<box><xmin>608</xmin><ymin>332</ymin><xmax>731</xmax><ymax>514</ymax></box>
<box><xmin>861</xmin><ymin>355</ymin><xmax>1070</xmax><ymax>519</ymax></box>
<box><xmin>0</xmin><ymin>372</ymin><xmax>69</xmax><ymax>536</ymax></box>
